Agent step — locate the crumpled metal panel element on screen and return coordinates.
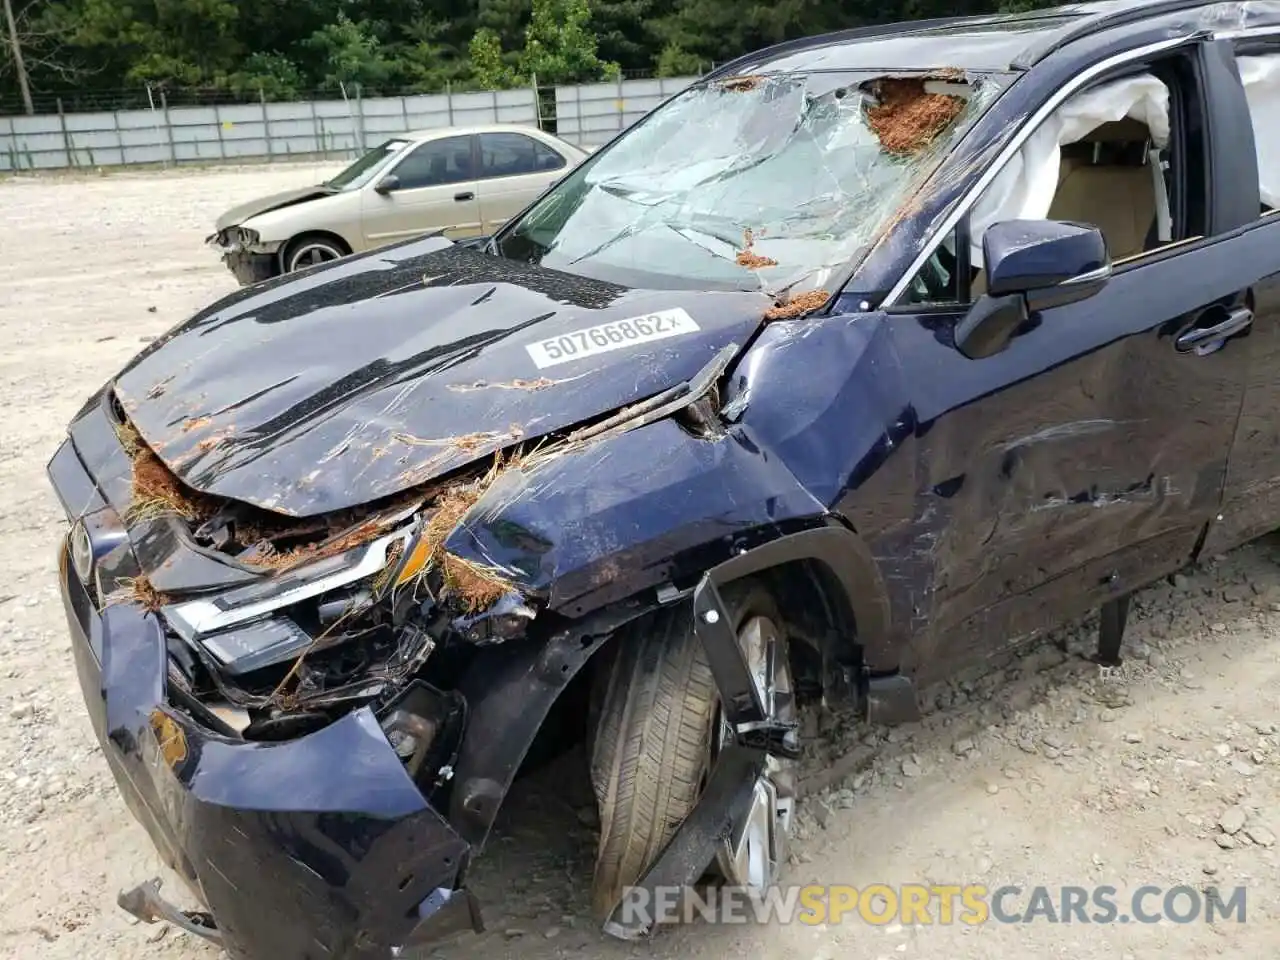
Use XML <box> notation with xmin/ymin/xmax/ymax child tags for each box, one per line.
<box><xmin>112</xmin><ymin>238</ymin><xmax>772</xmax><ymax>517</ymax></box>
<box><xmin>443</xmin><ymin>417</ymin><xmax>826</xmax><ymax>614</ymax></box>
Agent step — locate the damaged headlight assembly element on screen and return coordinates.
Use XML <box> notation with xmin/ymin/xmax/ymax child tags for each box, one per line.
<box><xmin>165</xmin><ymin>529</ymin><xmax>413</xmax><ymax>640</ymax></box>
<box><xmin>159</xmin><ymin>505</ymin><xmax>533</xmax><ymax>680</ymax></box>
<box><xmin>163</xmin><ymin>524</ymin><xmax>425</xmax><ymax>676</ymax></box>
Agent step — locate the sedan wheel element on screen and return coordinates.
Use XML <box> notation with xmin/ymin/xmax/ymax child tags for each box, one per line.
<box><xmin>284</xmin><ymin>239</ymin><xmax>345</xmax><ymax>273</ymax></box>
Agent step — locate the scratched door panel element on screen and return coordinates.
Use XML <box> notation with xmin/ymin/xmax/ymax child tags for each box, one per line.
<box><xmin>883</xmin><ymin>233</ymin><xmax>1256</xmax><ymax>676</ymax></box>
<box><xmin>1201</xmin><ymin>229</ymin><xmax>1280</xmax><ymax>555</ymax></box>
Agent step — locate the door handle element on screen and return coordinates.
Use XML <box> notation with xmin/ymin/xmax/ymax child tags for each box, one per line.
<box><xmin>1175</xmin><ymin>306</ymin><xmax>1253</xmax><ymax>354</ymax></box>
<box><xmin>454</xmin><ymin>191</ymin><xmax>475</xmax><ymax>202</ymax></box>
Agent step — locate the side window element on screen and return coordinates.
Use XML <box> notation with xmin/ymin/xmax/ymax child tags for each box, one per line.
<box><xmin>901</xmin><ymin>54</ymin><xmax>1205</xmax><ymax>307</ymax></box>
<box><xmin>391</xmin><ymin>136</ymin><xmax>474</xmax><ymax>189</ymax></box>
<box><xmin>479</xmin><ymin>132</ymin><xmax>566</xmax><ymax>180</ymax></box>
<box><xmin>903</xmin><ymin>227</ymin><xmax>967</xmax><ymax>306</ymax></box>
<box><xmin>1233</xmin><ymin>49</ymin><xmax>1280</xmax><ymax>216</ymax></box>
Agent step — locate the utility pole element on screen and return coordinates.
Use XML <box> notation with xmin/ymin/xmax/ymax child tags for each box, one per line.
<box><xmin>3</xmin><ymin>0</ymin><xmax>34</xmax><ymax>115</ymax></box>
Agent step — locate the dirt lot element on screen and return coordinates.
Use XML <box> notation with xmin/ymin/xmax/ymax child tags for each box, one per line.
<box><xmin>1</xmin><ymin>163</ymin><xmax>1278</xmax><ymax>960</ymax></box>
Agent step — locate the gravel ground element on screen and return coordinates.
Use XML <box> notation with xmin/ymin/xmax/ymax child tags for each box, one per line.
<box><xmin>0</xmin><ymin>163</ymin><xmax>1278</xmax><ymax>960</ymax></box>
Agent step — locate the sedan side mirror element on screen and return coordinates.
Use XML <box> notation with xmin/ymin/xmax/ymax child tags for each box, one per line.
<box><xmin>956</xmin><ymin>219</ymin><xmax>1111</xmax><ymax>360</ymax></box>
<box><xmin>374</xmin><ymin>174</ymin><xmax>401</xmax><ymax>196</ymax></box>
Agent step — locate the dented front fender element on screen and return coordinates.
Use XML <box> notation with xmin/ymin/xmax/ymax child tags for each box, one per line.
<box><xmin>443</xmin><ymin>417</ymin><xmax>827</xmax><ymax>617</ymax></box>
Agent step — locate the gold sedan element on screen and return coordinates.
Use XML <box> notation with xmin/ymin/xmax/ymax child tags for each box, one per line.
<box><xmin>208</xmin><ymin>124</ymin><xmax>588</xmax><ymax>284</ymax></box>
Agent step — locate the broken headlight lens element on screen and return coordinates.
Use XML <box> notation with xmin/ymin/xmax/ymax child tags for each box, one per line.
<box><xmin>163</xmin><ymin>528</ymin><xmax>412</xmax><ymax>640</ymax></box>
<box><xmin>199</xmin><ymin>617</ymin><xmax>314</xmax><ymax>676</ymax></box>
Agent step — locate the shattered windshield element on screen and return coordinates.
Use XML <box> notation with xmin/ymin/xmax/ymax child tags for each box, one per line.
<box><xmin>495</xmin><ymin>72</ymin><xmax>998</xmax><ymax>292</ymax></box>
<box><xmin>326</xmin><ymin>138</ymin><xmax>410</xmax><ymax>190</ymax></box>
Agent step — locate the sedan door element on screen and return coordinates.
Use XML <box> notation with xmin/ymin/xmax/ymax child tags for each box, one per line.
<box><xmin>360</xmin><ymin>134</ymin><xmax>482</xmax><ymax>247</ymax></box>
<box><xmin>475</xmin><ymin>132</ymin><xmax>572</xmax><ymax>233</ymax></box>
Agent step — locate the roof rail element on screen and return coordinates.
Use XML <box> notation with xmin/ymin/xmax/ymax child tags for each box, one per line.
<box><xmin>1013</xmin><ymin>0</ymin><xmax>1219</xmax><ymax>67</ymax></box>
<box><xmin>704</xmin><ymin>6</ymin><xmax>1124</xmax><ymax>82</ymax></box>
<box><xmin>704</xmin><ymin>16</ymin><xmax>977</xmax><ymax>81</ymax></box>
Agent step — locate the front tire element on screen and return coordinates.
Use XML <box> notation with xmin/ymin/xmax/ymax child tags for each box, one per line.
<box><xmin>281</xmin><ymin>233</ymin><xmax>349</xmax><ymax>273</ymax></box>
<box><xmin>588</xmin><ymin>584</ymin><xmax>793</xmax><ymax>922</ymax></box>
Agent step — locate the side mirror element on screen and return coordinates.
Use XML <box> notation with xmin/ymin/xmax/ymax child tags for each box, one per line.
<box><xmin>374</xmin><ymin>174</ymin><xmax>401</xmax><ymax>196</ymax></box>
<box><xmin>956</xmin><ymin>219</ymin><xmax>1111</xmax><ymax>360</ymax></box>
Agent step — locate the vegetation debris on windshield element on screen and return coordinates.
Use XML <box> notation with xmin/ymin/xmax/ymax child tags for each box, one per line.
<box><xmin>866</xmin><ymin>77</ymin><xmax>968</xmax><ymax>154</ymax></box>
<box><xmin>764</xmin><ymin>289</ymin><xmax>830</xmax><ymax>319</ymax></box>
<box><xmin>718</xmin><ymin>75</ymin><xmax>768</xmax><ymax>92</ymax></box>
<box><xmin>736</xmin><ymin>228</ymin><xmax>778</xmax><ymax>269</ymax></box>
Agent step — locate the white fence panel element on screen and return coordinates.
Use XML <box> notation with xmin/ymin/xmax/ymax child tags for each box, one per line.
<box><xmin>0</xmin><ymin>79</ymin><xmax>695</xmax><ymax>171</ymax></box>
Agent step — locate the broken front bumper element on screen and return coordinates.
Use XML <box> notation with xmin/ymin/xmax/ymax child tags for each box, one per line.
<box><xmin>220</xmin><ymin>247</ymin><xmax>277</xmax><ymax>286</ymax></box>
<box><xmin>207</xmin><ymin>232</ymin><xmax>279</xmax><ymax>286</ymax></box>
<box><xmin>59</xmin><ymin>548</ymin><xmax>480</xmax><ymax>959</ymax></box>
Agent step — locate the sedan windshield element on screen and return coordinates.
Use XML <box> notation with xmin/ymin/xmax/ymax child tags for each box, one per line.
<box><xmin>326</xmin><ymin>139</ymin><xmax>410</xmax><ymax>190</ymax></box>
<box><xmin>496</xmin><ymin>72</ymin><xmax>998</xmax><ymax>292</ymax></box>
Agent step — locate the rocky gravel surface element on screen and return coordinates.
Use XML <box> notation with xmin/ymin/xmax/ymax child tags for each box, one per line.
<box><xmin>0</xmin><ymin>163</ymin><xmax>1277</xmax><ymax>960</ymax></box>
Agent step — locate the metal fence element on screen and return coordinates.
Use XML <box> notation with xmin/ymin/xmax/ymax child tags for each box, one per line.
<box><xmin>0</xmin><ymin>77</ymin><xmax>701</xmax><ymax>172</ymax></box>
<box><xmin>555</xmin><ymin>77</ymin><xmax>699</xmax><ymax>147</ymax></box>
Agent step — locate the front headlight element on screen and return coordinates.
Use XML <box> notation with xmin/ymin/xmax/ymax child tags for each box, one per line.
<box><xmin>164</xmin><ymin>527</ymin><xmax>412</xmax><ymax>640</ymax></box>
<box><xmin>198</xmin><ymin>617</ymin><xmax>316</xmax><ymax>676</ymax></box>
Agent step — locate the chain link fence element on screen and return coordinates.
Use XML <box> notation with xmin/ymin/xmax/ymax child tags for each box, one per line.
<box><xmin>0</xmin><ymin>75</ymin><xmax>703</xmax><ymax>172</ymax></box>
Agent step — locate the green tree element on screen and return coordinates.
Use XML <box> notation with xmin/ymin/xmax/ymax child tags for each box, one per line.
<box><xmin>397</xmin><ymin>14</ymin><xmax>481</xmax><ymax>90</ymax></box>
<box><xmin>522</xmin><ymin>0</ymin><xmax>620</xmax><ymax>84</ymax></box>
<box><xmin>469</xmin><ymin>26</ymin><xmax>517</xmax><ymax>88</ymax></box>
<box><xmin>589</xmin><ymin>0</ymin><xmax>657</xmax><ymax>72</ymax></box>
<box><xmin>655</xmin><ymin>41</ymin><xmax>702</xmax><ymax>77</ymax></box>
<box><xmin>224</xmin><ymin>51</ymin><xmax>304</xmax><ymax>99</ymax></box>
<box><xmin>476</xmin><ymin>0</ymin><xmax>530</xmax><ymax>50</ymax></box>
<box><xmin>44</xmin><ymin>0</ymin><xmax>245</xmax><ymax>88</ymax></box>
<box><xmin>305</xmin><ymin>12</ymin><xmax>393</xmax><ymax>90</ymax></box>
<box><xmin>0</xmin><ymin>0</ymin><xmax>1072</xmax><ymax>109</ymax></box>
<box><xmin>469</xmin><ymin>0</ymin><xmax>620</xmax><ymax>89</ymax></box>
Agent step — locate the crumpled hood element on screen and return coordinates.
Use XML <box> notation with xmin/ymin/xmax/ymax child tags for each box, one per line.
<box><xmin>113</xmin><ymin>238</ymin><xmax>773</xmax><ymax>517</ymax></box>
<box><xmin>215</xmin><ymin>185</ymin><xmax>336</xmax><ymax>233</ymax></box>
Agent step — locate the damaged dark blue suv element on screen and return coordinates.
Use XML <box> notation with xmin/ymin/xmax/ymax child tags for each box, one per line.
<box><xmin>47</xmin><ymin>1</ymin><xmax>1280</xmax><ymax>957</ymax></box>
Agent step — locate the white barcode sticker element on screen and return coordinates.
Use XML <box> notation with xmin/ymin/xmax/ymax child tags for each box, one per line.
<box><xmin>526</xmin><ymin>309</ymin><xmax>700</xmax><ymax>369</ymax></box>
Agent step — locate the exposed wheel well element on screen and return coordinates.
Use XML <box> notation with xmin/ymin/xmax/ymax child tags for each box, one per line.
<box><xmin>522</xmin><ymin>560</ymin><xmax>861</xmax><ymax>779</ymax></box>
<box><xmin>751</xmin><ymin>558</ymin><xmax>860</xmax><ymax>659</ymax></box>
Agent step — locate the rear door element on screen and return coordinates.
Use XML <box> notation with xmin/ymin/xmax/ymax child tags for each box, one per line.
<box><xmin>475</xmin><ymin>132</ymin><xmax>570</xmax><ymax>233</ymax></box>
<box><xmin>1201</xmin><ymin>40</ymin><xmax>1280</xmax><ymax>555</ymax></box>
<box><xmin>360</xmin><ymin>134</ymin><xmax>482</xmax><ymax>246</ymax></box>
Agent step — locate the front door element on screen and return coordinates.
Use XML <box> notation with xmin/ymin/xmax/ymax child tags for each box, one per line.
<box><xmin>870</xmin><ymin>44</ymin><xmax>1253</xmax><ymax>681</ymax></box>
<box><xmin>886</xmin><ymin>237</ymin><xmax>1251</xmax><ymax>681</ymax></box>
<box><xmin>360</xmin><ymin>134</ymin><xmax>482</xmax><ymax>247</ymax></box>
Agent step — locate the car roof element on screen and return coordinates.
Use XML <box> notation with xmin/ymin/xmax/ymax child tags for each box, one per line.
<box><xmin>398</xmin><ymin>123</ymin><xmax>562</xmax><ymax>144</ymax></box>
<box><xmin>710</xmin><ymin>0</ymin><xmax>1228</xmax><ymax>76</ymax></box>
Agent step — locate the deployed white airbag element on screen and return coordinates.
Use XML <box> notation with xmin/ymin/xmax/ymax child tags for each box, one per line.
<box><xmin>1236</xmin><ymin>55</ymin><xmax>1280</xmax><ymax>208</ymax></box>
<box><xmin>968</xmin><ymin>74</ymin><xmax>1170</xmax><ymax>261</ymax></box>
